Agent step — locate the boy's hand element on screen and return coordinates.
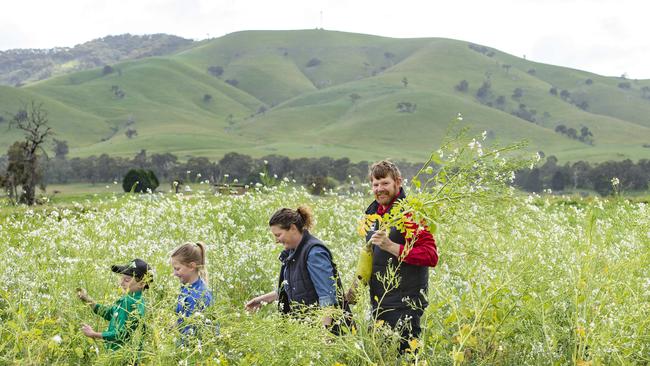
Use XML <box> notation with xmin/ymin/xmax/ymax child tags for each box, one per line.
<box><xmin>81</xmin><ymin>324</ymin><xmax>101</xmax><ymax>339</ymax></box>
<box><xmin>76</xmin><ymin>288</ymin><xmax>93</xmax><ymax>304</ymax></box>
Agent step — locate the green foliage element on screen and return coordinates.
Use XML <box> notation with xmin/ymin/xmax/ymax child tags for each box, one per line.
<box><xmin>121</xmin><ymin>169</ymin><xmax>159</xmax><ymax>193</ymax></box>
<box><xmin>455</xmin><ymin>79</ymin><xmax>469</xmax><ymax>92</ymax></box>
<box><xmin>306</xmin><ymin>58</ymin><xmax>321</xmax><ymax>67</ymax></box>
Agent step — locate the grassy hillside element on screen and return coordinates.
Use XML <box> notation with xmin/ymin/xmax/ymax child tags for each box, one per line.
<box><xmin>1</xmin><ymin>30</ymin><xmax>648</xmax><ymax>163</ymax></box>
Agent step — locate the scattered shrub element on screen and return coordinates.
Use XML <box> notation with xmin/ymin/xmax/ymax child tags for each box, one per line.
<box><xmin>122</xmin><ymin>169</ymin><xmax>159</xmax><ymax>193</ymax></box>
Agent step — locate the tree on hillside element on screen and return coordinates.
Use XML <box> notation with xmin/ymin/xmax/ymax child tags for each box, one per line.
<box><xmin>579</xmin><ymin>126</ymin><xmax>594</xmax><ymax>145</ymax></box>
<box><xmin>512</xmin><ymin>88</ymin><xmax>523</xmax><ymax>99</ymax></box>
<box><xmin>576</xmin><ymin>100</ymin><xmax>589</xmax><ymax>111</ymax></box>
<box><xmin>641</xmin><ymin>86</ymin><xmax>650</xmax><ymax>99</ymax></box>
<box><xmin>207</xmin><ymin>65</ymin><xmax>224</xmax><ymax>77</ymax></box>
<box><xmin>560</xmin><ymin>89</ymin><xmax>571</xmax><ymax>100</ymax></box>
<box><xmin>102</xmin><ymin>65</ymin><xmax>114</xmax><ymax>75</ymax></box>
<box><xmin>125</xmin><ymin>128</ymin><xmax>138</xmax><ymax>139</ymax></box>
<box><xmin>495</xmin><ymin>95</ymin><xmax>506</xmax><ymax>108</ymax></box>
<box><xmin>53</xmin><ymin>139</ymin><xmax>69</xmax><ymax>159</ymax></box>
<box><xmin>306</xmin><ymin>58</ymin><xmax>321</xmax><ymax>67</ymax></box>
<box><xmin>455</xmin><ymin>80</ymin><xmax>469</xmax><ymax>92</ymax></box>
<box><xmin>475</xmin><ymin>81</ymin><xmax>491</xmax><ymax>101</ymax></box>
<box><xmin>396</xmin><ymin>102</ymin><xmax>416</xmax><ymax>113</ymax></box>
<box><xmin>5</xmin><ymin>101</ymin><xmax>54</xmax><ymax>205</ymax></box>
<box><xmin>401</xmin><ymin>77</ymin><xmax>408</xmax><ymax>88</ymax></box>
<box><xmin>618</xmin><ymin>81</ymin><xmax>631</xmax><ymax>89</ymax></box>
<box><xmin>566</xmin><ymin>127</ymin><xmax>578</xmax><ymax>140</ymax></box>
<box><xmin>549</xmin><ymin>87</ymin><xmax>558</xmax><ymax>96</ymax></box>
<box><xmin>349</xmin><ymin>93</ymin><xmax>361</xmax><ymax>103</ymax></box>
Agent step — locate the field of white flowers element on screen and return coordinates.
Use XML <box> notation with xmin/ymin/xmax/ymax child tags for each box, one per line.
<box><xmin>1</xmin><ymin>182</ymin><xmax>648</xmax><ymax>365</ymax></box>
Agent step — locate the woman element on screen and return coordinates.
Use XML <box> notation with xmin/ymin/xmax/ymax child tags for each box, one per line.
<box><xmin>245</xmin><ymin>206</ymin><xmax>348</xmax><ymax>331</ymax></box>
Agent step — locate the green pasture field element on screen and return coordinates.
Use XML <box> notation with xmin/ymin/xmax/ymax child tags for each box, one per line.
<box><xmin>0</xmin><ymin>184</ymin><xmax>648</xmax><ymax>365</ymax></box>
<box><xmin>2</xmin><ymin>30</ymin><xmax>649</xmax><ymax>163</ymax></box>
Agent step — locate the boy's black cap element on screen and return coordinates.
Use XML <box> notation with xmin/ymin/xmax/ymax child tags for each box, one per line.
<box><xmin>111</xmin><ymin>258</ymin><xmax>152</xmax><ymax>283</ymax></box>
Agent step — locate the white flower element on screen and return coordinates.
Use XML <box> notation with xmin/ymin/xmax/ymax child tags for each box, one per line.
<box><xmin>259</xmin><ymin>172</ymin><xmax>265</xmax><ymax>177</ymax></box>
<box><xmin>264</xmin><ymin>160</ymin><xmax>268</xmax><ymax>165</ymax></box>
<box><xmin>611</xmin><ymin>177</ymin><xmax>620</xmax><ymax>187</ymax></box>
<box><xmin>457</xmin><ymin>112</ymin><xmax>463</xmax><ymax>121</ymax></box>
<box><xmin>52</xmin><ymin>334</ymin><xmax>62</xmax><ymax>344</ymax></box>
<box><xmin>223</xmin><ymin>174</ymin><xmax>229</xmax><ymax>178</ymax></box>
<box><xmin>196</xmin><ymin>173</ymin><xmax>202</xmax><ymax>178</ymax></box>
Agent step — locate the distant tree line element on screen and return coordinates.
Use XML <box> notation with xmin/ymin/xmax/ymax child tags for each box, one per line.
<box><xmin>15</xmin><ymin>148</ymin><xmax>425</xmax><ymax>195</ymax></box>
<box><xmin>3</xmin><ymin>144</ymin><xmax>647</xmax><ymax>198</ymax></box>
<box><xmin>514</xmin><ymin>156</ymin><xmax>650</xmax><ymax>196</ymax></box>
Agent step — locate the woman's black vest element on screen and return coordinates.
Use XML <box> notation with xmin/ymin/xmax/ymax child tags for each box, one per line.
<box><xmin>276</xmin><ymin>230</ymin><xmax>345</xmax><ymax>314</ymax></box>
<box><xmin>365</xmin><ymin>188</ymin><xmax>429</xmax><ymax>310</ymax></box>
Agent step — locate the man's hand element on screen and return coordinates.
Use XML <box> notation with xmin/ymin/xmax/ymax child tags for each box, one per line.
<box><xmin>344</xmin><ymin>287</ymin><xmax>357</xmax><ymax>305</ymax></box>
<box><xmin>370</xmin><ymin>231</ymin><xmax>401</xmax><ymax>257</ymax></box>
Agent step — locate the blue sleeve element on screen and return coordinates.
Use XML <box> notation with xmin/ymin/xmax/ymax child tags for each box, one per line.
<box><xmin>306</xmin><ymin>246</ymin><xmax>337</xmax><ymax>307</ymax></box>
<box><xmin>176</xmin><ymin>290</ymin><xmax>197</xmax><ymax>319</ymax></box>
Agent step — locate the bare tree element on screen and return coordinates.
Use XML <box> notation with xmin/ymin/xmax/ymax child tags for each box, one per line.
<box><xmin>7</xmin><ymin>101</ymin><xmax>54</xmax><ymax>205</ymax></box>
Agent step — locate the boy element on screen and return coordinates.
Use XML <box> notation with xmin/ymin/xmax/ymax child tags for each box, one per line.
<box><xmin>77</xmin><ymin>258</ymin><xmax>152</xmax><ymax>350</ymax></box>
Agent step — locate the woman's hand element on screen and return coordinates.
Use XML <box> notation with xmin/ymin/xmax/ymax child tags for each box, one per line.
<box><xmin>244</xmin><ymin>297</ymin><xmax>264</xmax><ymax>312</ymax></box>
<box><xmin>245</xmin><ymin>291</ymin><xmax>278</xmax><ymax>313</ymax></box>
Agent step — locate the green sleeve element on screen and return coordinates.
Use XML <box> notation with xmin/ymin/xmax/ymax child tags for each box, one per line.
<box><xmin>93</xmin><ymin>303</ymin><xmax>114</xmax><ymax>321</ymax></box>
<box><xmin>101</xmin><ymin>298</ymin><xmax>142</xmax><ymax>342</ymax></box>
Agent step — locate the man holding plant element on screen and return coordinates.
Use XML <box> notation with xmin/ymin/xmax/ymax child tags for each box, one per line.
<box><xmin>351</xmin><ymin>160</ymin><xmax>438</xmax><ymax>353</ymax></box>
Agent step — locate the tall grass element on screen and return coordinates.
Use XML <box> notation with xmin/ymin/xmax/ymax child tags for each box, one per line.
<box><xmin>1</xmin><ymin>178</ymin><xmax>648</xmax><ymax>364</ymax></box>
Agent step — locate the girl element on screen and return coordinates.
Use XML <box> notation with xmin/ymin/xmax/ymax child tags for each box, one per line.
<box><xmin>170</xmin><ymin>242</ymin><xmax>213</xmax><ymax>335</ymax></box>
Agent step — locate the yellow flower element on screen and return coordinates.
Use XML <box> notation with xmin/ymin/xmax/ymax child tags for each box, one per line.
<box><xmin>407</xmin><ymin>338</ymin><xmax>419</xmax><ymax>352</ymax></box>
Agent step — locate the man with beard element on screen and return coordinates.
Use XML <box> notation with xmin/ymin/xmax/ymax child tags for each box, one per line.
<box><xmin>350</xmin><ymin>160</ymin><xmax>438</xmax><ymax>353</ymax></box>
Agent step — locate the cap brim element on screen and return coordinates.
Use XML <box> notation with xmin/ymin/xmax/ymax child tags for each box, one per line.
<box><xmin>111</xmin><ymin>264</ymin><xmax>134</xmax><ymax>276</ymax></box>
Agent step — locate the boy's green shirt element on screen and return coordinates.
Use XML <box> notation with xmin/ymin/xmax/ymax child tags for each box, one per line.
<box><xmin>93</xmin><ymin>290</ymin><xmax>146</xmax><ymax>350</ymax></box>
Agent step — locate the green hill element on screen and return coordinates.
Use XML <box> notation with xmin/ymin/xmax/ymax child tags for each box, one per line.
<box><xmin>1</xmin><ymin>30</ymin><xmax>649</xmax><ymax>163</ymax></box>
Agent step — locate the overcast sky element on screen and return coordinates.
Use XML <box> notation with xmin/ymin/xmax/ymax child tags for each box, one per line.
<box><xmin>1</xmin><ymin>0</ymin><xmax>648</xmax><ymax>79</ymax></box>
